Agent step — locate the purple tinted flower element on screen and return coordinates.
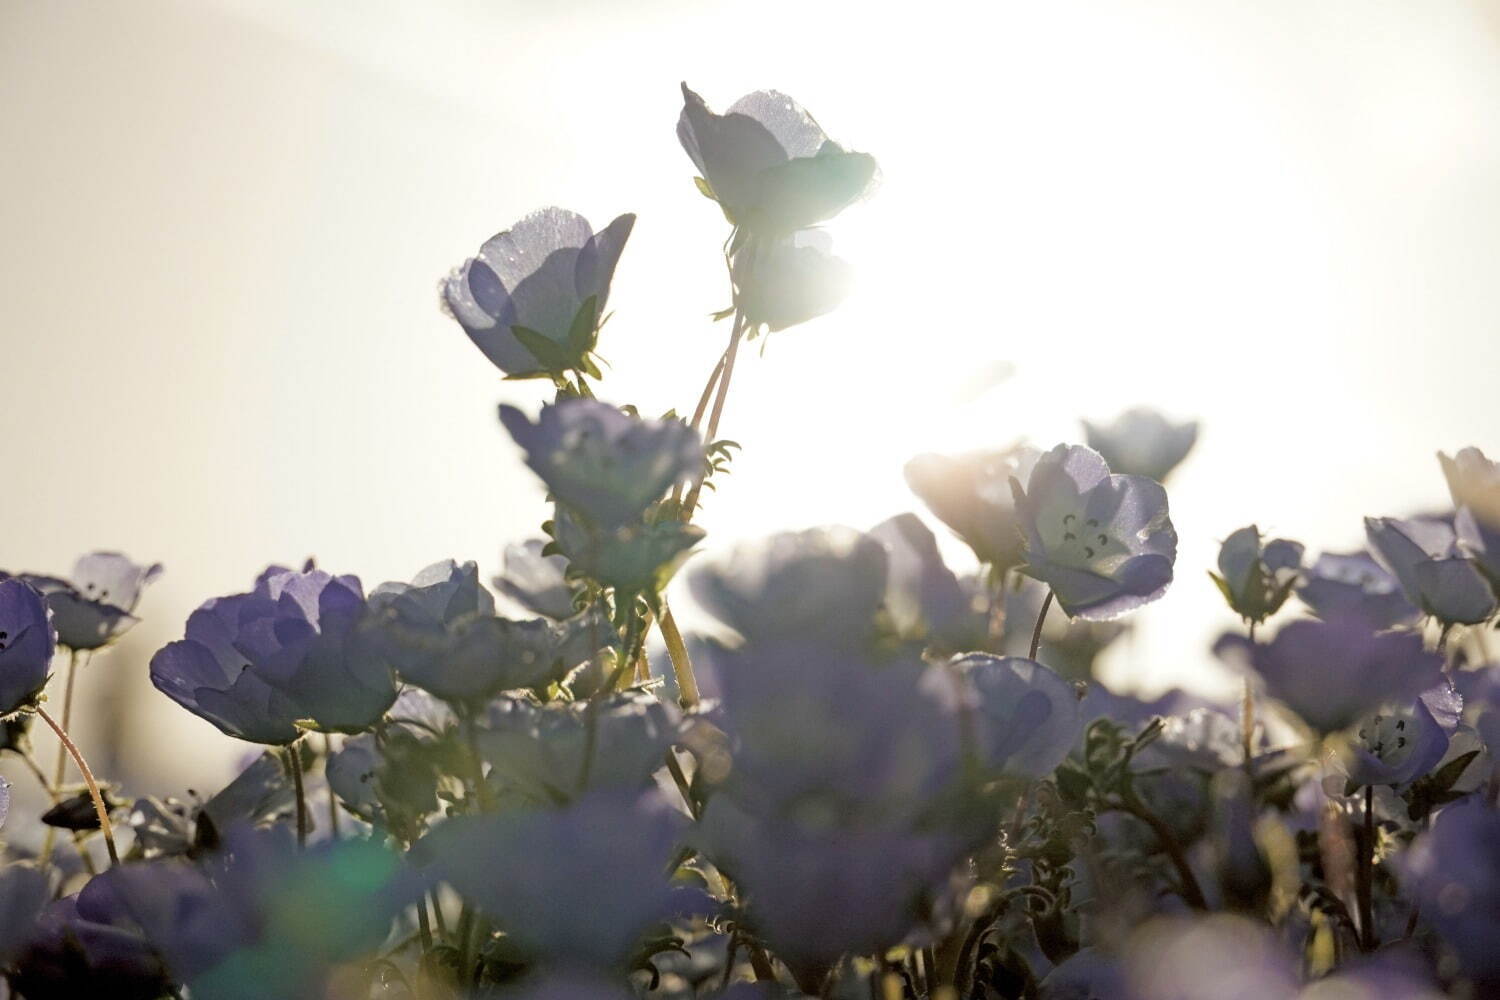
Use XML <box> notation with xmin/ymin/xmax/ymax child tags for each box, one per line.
<box><xmin>419</xmin><ymin>789</ymin><xmax>698</xmax><ymax>969</ymax></box>
<box><xmin>734</xmin><ymin>228</ymin><xmax>852</xmax><ymax>332</ymax></box>
<box><xmin>870</xmin><ymin>513</ymin><xmax>984</xmax><ymax>649</ymax></box>
<box><xmin>904</xmin><ymin>445</ymin><xmax>1039</xmax><ymax>571</ymax></box>
<box><xmin>690</xmin><ymin>526</ymin><xmax>888</xmax><ymax>646</ymax></box>
<box><xmin>22</xmin><ymin>552</ymin><xmax>162</xmax><ymax>650</ymax></box>
<box><xmin>443</xmin><ymin>207</ymin><xmax>634</xmax><ymax>377</ymax></box>
<box><xmin>0</xmin><ymin>577</ymin><xmax>55</xmax><ymax>716</ymax></box>
<box><xmin>152</xmin><ymin>567</ymin><xmax>395</xmax><ymax>743</ymax></box>
<box><xmin>1210</xmin><ymin>525</ymin><xmax>1304</xmax><ymax>625</ymax></box>
<box><xmin>500</xmin><ymin>399</ymin><xmax>703</xmax><ymax>529</ymax></box>
<box><xmin>1011</xmin><ymin>444</ymin><xmax>1177</xmax><ymax>621</ymax></box>
<box><xmin>0</xmin><ymin>863</ymin><xmax>50</xmax><ymax>970</ymax></box>
<box><xmin>324</xmin><ymin>733</ymin><xmax>379</xmax><ymax>820</ymax></box>
<box><xmin>1366</xmin><ymin>516</ymin><xmax>1497</xmax><ymax>625</ymax></box>
<box><xmin>1038</xmin><ymin>948</ymin><xmax>1132</xmax><ymax>1000</ymax></box>
<box><xmin>677</xmin><ymin>83</ymin><xmax>876</xmax><ymax>235</ymax></box>
<box><xmin>1214</xmin><ymin>618</ymin><xmax>1444</xmax><ymax>735</ymax></box>
<box><xmin>495</xmin><ymin>539</ymin><xmax>576</xmax><ymax>620</ymax></box>
<box><xmin>1297</xmin><ymin>550</ymin><xmax>1420</xmax><ymax>631</ymax></box>
<box><xmin>1403</xmin><ymin>801</ymin><xmax>1500</xmax><ymax>987</ymax></box>
<box><xmin>1338</xmin><ymin>696</ymin><xmax>1449</xmax><ymax>789</ymax></box>
<box><xmin>1122</xmin><ymin>915</ymin><xmax>1299</xmax><ymax>1000</ymax></box>
<box><xmin>951</xmin><ymin>654</ymin><xmax>1081</xmax><ymax>778</ymax></box>
<box><xmin>1081</xmin><ymin>407</ymin><xmax>1199</xmax><ymax>484</ymax></box>
<box><xmin>550</xmin><ymin>502</ymin><xmax>705</xmax><ymax>595</ymax></box>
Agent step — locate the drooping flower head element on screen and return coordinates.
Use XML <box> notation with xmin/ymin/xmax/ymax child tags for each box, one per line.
<box><xmin>1011</xmin><ymin>444</ymin><xmax>1177</xmax><ymax>621</ymax></box>
<box><xmin>1296</xmin><ymin>550</ymin><xmax>1420</xmax><ymax>631</ymax></box>
<box><xmin>1214</xmin><ymin>617</ymin><xmax>1444</xmax><ymax>735</ymax></box>
<box><xmin>151</xmin><ymin>566</ymin><xmax>396</xmax><ymax>743</ymax></box>
<box><xmin>0</xmin><ymin>577</ymin><xmax>55</xmax><ymax>717</ymax></box>
<box><xmin>20</xmin><ymin>552</ymin><xmax>161</xmax><ymax>650</ymax></box>
<box><xmin>443</xmin><ymin>207</ymin><xmax>634</xmax><ymax>378</ymax></box>
<box><xmin>677</xmin><ymin>84</ymin><xmax>876</xmax><ymax>236</ymax></box>
<box><xmin>500</xmin><ymin>399</ymin><xmax>703</xmax><ymax>530</ymax></box>
<box><xmin>1210</xmin><ymin>525</ymin><xmax>1304</xmax><ymax>625</ymax></box>
<box><xmin>904</xmin><ymin>445</ymin><xmax>1040</xmax><ymax>572</ymax></box>
<box><xmin>1081</xmin><ymin>407</ymin><xmax>1199</xmax><ymax>484</ymax></box>
<box><xmin>733</xmin><ymin>228</ymin><xmax>852</xmax><ymax>333</ymax></box>
<box><xmin>1365</xmin><ymin>515</ymin><xmax>1497</xmax><ymax>626</ymax></box>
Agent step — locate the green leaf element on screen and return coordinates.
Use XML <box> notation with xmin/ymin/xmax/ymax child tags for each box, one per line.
<box><xmin>511</xmin><ymin>325</ymin><xmax>568</xmax><ymax>373</ymax></box>
<box><xmin>1431</xmin><ymin>748</ymin><xmax>1482</xmax><ymax>794</ymax></box>
<box><xmin>692</xmin><ymin>175</ymin><xmax>716</xmax><ymax>201</ymax></box>
<box><xmin>568</xmin><ymin>296</ymin><xmax>599</xmax><ymax>357</ymax></box>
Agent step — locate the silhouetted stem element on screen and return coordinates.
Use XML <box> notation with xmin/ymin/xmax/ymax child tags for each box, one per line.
<box><xmin>1243</xmin><ymin>620</ymin><xmax>1257</xmax><ymax>765</ymax></box>
<box><xmin>1114</xmin><ymin>791</ymin><xmax>1207</xmax><ymax>910</ymax></box>
<box><xmin>659</xmin><ymin>601</ymin><xmax>700</xmax><ymax>708</ymax></box>
<box><xmin>287</xmin><ymin>741</ymin><xmax>309</xmax><ymax>848</ymax></box>
<box><xmin>681</xmin><ymin>312</ymin><xmax>745</xmax><ymax>518</ymax></box>
<box><xmin>1028</xmin><ymin>590</ymin><xmax>1054</xmax><ymax>660</ymax></box>
<box><xmin>35</xmin><ymin>706</ymin><xmax>118</xmax><ymax>866</ymax></box>
<box><xmin>1358</xmin><ymin>785</ymin><xmax>1376</xmax><ymax>951</ymax></box>
<box><xmin>324</xmin><ymin>734</ymin><xmax>341</xmax><ymax>839</ymax></box>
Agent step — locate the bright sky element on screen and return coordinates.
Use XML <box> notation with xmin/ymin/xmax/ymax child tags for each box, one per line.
<box><xmin>3</xmin><ymin>0</ymin><xmax>1499</xmax><ymax>792</ymax></box>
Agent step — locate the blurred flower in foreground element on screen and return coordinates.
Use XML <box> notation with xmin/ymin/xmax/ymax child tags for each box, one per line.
<box><xmin>1210</xmin><ymin>525</ymin><xmax>1304</xmax><ymax>626</ymax></box>
<box><xmin>869</xmin><ymin>513</ymin><xmax>981</xmax><ymax>648</ymax></box>
<box><xmin>443</xmin><ymin>207</ymin><xmax>634</xmax><ymax>378</ymax></box>
<box><xmin>22</xmin><ymin>552</ymin><xmax>162</xmax><ymax>651</ymax></box>
<box><xmin>0</xmin><ymin>864</ymin><xmax>50</xmax><ymax>972</ymax></box>
<box><xmin>500</xmin><ymin>399</ymin><xmax>703</xmax><ymax>529</ymax></box>
<box><xmin>1440</xmin><ymin>446</ymin><xmax>1500</xmax><ymax>524</ymax></box>
<box><xmin>690</xmin><ymin>525</ymin><xmax>887</xmax><ymax>646</ymax></box>
<box><xmin>0</xmin><ymin>577</ymin><xmax>55</xmax><ymax>716</ymax></box>
<box><xmin>1012</xmin><ymin>443</ymin><xmax>1178</xmax><ymax>620</ymax></box>
<box><xmin>495</xmin><ymin>539</ymin><xmax>575</xmax><ymax>620</ymax></box>
<box><xmin>904</xmin><ymin>445</ymin><xmax>1040</xmax><ymax>573</ymax></box>
<box><xmin>1364</xmin><ymin>515</ymin><xmax>1497</xmax><ymax>626</ymax></box>
<box><xmin>1296</xmin><ymin>550</ymin><xmax>1420</xmax><ymax>631</ymax></box>
<box><xmin>677</xmin><ymin>83</ymin><xmax>876</xmax><ymax>235</ymax></box>
<box><xmin>1403</xmin><ymin>801</ymin><xmax>1500</xmax><ymax>990</ymax></box>
<box><xmin>1082</xmin><ymin>407</ymin><xmax>1198</xmax><ymax>484</ymax></box>
<box><xmin>1214</xmin><ymin>617</ymin><xmax>1443</xmax><ymax>735</ymax></box>
<box><xmin>733</xmin><ymin>228</ymin><xmax>852</xmax><ymax>332</ymax></box>
<box><xmin>952</xmin><ymin>653</ymin><xmax>1081</xmax><ymax>777</ymax></box>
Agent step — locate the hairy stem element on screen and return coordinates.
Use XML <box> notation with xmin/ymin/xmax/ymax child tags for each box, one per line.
<box><xmin>1028</xmin><ymin>590</ymin><xmax>1055</xmax><ymax>660</ymax></box>
<box><xmin>35</xmin><ymin>706</ymin><xmax>118</xmax><ymax>866</ymax></box>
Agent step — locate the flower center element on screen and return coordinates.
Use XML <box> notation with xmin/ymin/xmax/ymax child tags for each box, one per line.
<box><xmin>1357</xmin><ymin>713</ymin><xmax>1413</xmax><ymax>765</ymax></box>
<box><xmin>1054</xmin><ymin>511</ymin><xmax>1115</xmax><ymax>567</ymax></box>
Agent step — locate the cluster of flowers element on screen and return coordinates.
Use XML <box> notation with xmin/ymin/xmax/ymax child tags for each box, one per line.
<box><xmin>2</xmin><ymin>81</ymin><xmax>1499</xmax><ymax>1000</ymax></box>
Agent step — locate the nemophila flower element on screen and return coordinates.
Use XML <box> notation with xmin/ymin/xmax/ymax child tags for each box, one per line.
<box><xmin>477</xmin><ymin>693</ymin><xmax>681</xmax><ymax>802</ymax></box>
<box><xmin>1001</xmin><ymin>576</ymin><xmax>1127</xmax><ymax>680</ymax></box>
<box><xmin>550</xmin><ymin>503</ymin><xmax>705</xmax><ymax>595</ymax></box>
<box><xmin>443</xmin><ymin>207</ymin><xmax>634</xmax><ymax>377</ymax></box>
<box><xmin>1210</xmin><ymin>525</ymin><xmax>1304</xmax><ymax>625</ymax></box>
<box><xmin>495</xmin><ymin>539</ymin><xmax>576</xmax><ymax>620</ymax></box>
<box><xmin>1402</xmin><ymin>801</ymin><xmax>1500</xmax><ymax>988</ymax></box>
<box><xmin>951</xmin><ymin>654</ymin><xmax>1081</xmax><ymax>778</ymax></box>
<box><xmin>1011</xmin><ymin>444</ymin><xmax>1177</xmax><ymax>621</ymax></box>
<box><xmin>129</xmin><ymin>753</ymin><xmax>296</xmax><ymax>859</ymax></box>
<box><xmin>1365</xmin><ymin>515</ymin><xmax>1497</xmax><ymax>625</ymax></box>
<box><xmin>1081</xmin><ymin>408</ymin><xmax>1198</xmax><ymax>484</ymax></box>
<box><xmin>1296</xmin><ymin>550</ymin><xmax>1420</xmax><ymax>631</ymax></box>
<box><xmin>690</xmin><ymin>526</ymin><xmax>888</xmax><ymax>646</ymax></box>
<box><xmin>152</xmin><ymin>566</ymin><xmax>395</xmax><ymax>743</ymax></box>
<box><xmin>677</xmin><ymin>83</ymin><xmax>876</xmax><ymax>236</ymax></box>
<box><xmin>903</xmin><ymin>445</ymin><xmax>1040</xmax><ymax>572</ymax></box>
<box><xmin>870</xmin><ymin>514</ymin><xmax>983</xmax><ymax>648</ymax></box>
<box><xmin>733</xmin><ymin>228</ymin><xmax>852</xmax><ymax>332</ymax></box>
<box><xmin>21</xmin><ymin>551</ymin><xmax>161</xmax><ymax>651</ymax></box>
<box><xmin>0</xmin><ymin>577</ymin><xmax>55</xmax><ymax>717</ymax></box>
<box><xmin>324</xmin><ymin>733</ymin><xmax>380</xmax><ymax>820</ymax></box>
<box><xmin>0</xmin><ymin>864</ymin><xmax>50</xmax><ymax>971</ymax></box>
<box><xmin>1454</xmin><ymin>505</ymin><xmax>1500</xmax><ymax>589</ymax></box>
<box><xmin>1214</xmin><ymin>618</ymin><xmax>1444</xmax><ymax>735</ymax></box>
<box><xmin>1440</xmin><ymin>446</ymin><xmax>1500</xmax><ymax>524</ymax></box>
<box><xmin>418</xmin><ymin>789</ymin><xmax>700</xmax><ymax>969</ymax></box>
<box><xmin>500</xmin><ymin>399</ymin><xmax>703</xmax><ymax>529</ymax></box>
<box><xmin>1337</xmin><ymin>696</ymin><xmax>1449</xmax><ymax>790</ymax></box>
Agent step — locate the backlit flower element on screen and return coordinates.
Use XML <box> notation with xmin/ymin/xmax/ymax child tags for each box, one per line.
<box><xmin>1365</xmin><ymin>515</ymin><xmax>1497</xmax><ymax>626</ymax></box>
<box><xmin>0</xmin><ymin>577</ymin><xmax>55</xmax><ymax>717</ymax></box>
<box><xmin>904</xmin><ymin>445</ymin><xmax>1039</xmax><ymax>572</ymax></box>
<box><xmin>1081</xmin><ymin>407</ymin><xmax>1198</xmax><ymax>484</ymax></box>
<box><xmin>1210</xmin><ymin>525</ymin><xmax>1304</xmax><ymax>625</ymax></box>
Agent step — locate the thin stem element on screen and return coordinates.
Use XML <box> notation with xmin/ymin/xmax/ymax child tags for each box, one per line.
<box><xmin>42</xmin><ymin>648</ymin><xmax>84</xmax><ymax>865</ymax></box>
<box><xmin>681</xmin><ymin>313</ymin><xmax>746</xmax><ymax>518</ymax></box>
<box><xmin>1028</xmin><ymin>590</ymin><xmax>1055</xmax><ymax>660</ymax></box>
<box><xmin>659</xmin><ymin>601</ymin><xmax>700</xmax><ymax>708</ymax></box>
<box><xmin>1358</xmin><ymin>785</ymin><xmax>1376</xmax><ymax>951</ymax></box>
<box><xmin>324</xmin><ymin>734</ymin><xmax>341</xmax><ymax>839</ymax></box>
<box><xmin>286</xmin><ymin>741</ymin><xmax>309</xmax><ymax>848</ymax></box>
<box><xmin>1113</xmin><ymin>794</ymin><xmax>1207</xmax><ymax>910</ymax></box>
<box><xmin>1243</xmin><ymin>620</ymin><xmax>1257</xmax><ymax>765</ymax></box>
<box><xmin>429</xmin><ymin>888</ymin><xmax>449</xmax><ymax>940</ymax></box>
<box><xmin>416</xmin><ymin>895</ymin><xmax>434</xmax><ymax>955</ymax></box>
<box><xmin>34</xmin><ymin>706</ymin><xmax>118</xmax><ymax>866</ymax></box>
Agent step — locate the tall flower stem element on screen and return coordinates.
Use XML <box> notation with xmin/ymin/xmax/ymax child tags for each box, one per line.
<box><xmin>42</xmin><ymin>648</ymin><xmax>89</xmax><ymax>864</ymax></box>
<box><xmin>1028</xmin><ymin>590</ymin><xmax>1055</xmax><ymax>660</ymax></box>
<box><xmin>35</xmin><ymin>706</ymin><xmax>118</xmax><ymax>866</ymax></box>
<box><xmin>680</xmin><ymin>311</ymin><xmax>746</xmax><ymax>519</ymax></box>
<box><xmin>286</xmin><ymin>741</ymin><xmax>309</xmax><ymax>848</ymax></box>
<box><xmin>1357</xmin><ymin>785</ymin><xmax>1376</xmax><ymax>951</ymax></box>
<box><xmin>1242</xmin><ymin>621</ymin><xmax>1257</xmax><ymax>765</ymax></box>
<box><xmin>658</xmin><ymin>601</ymin><xmax>700</xmax><ymax>708</ymax></box>
<box><xmin>324</xmin><ymin>734</ymin><xmax>341</xmax><ymax>839</ymax></box>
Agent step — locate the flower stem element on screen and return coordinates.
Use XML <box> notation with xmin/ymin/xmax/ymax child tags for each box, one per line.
<box><xmin>1028</xmin><ymin>590</ymin><xmax>1054</xmax><ymax>660</ymax></box>
<box><xmin>681</xmin><ymin>312</ymin><xmax>746</xmax><ymax>519</ymax></box>
<box><xmin>34</xmin><ymin>706</ymin><xmax>118</xmax><ymax>866</ymax></box>
<box><xmin>286</xmin><ymin>741</ymin><xmax>309</xmax><ymax>848</ymax></box>
<box><xmin>324</xmin><ymin>734</ymin><xmax>340</xmax><ymax>839</ymax></box>
<box><xmin>659</xmin><ymin>600</ymin><xmax>700</xmax><ymax>708</ymax></box>
<box><xmin>1243</xmin><ymin>620</ymin><xmax>1257</xmax><ymax>765</ymax></box>
<box><xmin>42</xmin><ymin>648</ymin><xmax>86</xmax><ymax>865</ymax></box>
<box><xmin>1357</xmin><ymin>785</ymin><xmax>1376</xmax><ymax>951</ymax></box>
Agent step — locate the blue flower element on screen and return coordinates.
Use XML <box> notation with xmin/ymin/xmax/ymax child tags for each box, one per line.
<box><xmin>443</xmin><ymin>207</ymin><xmax>634</xmax><ymax>377</ymax></box>
<box><xmin>1402</xmin><ymin>801</ymin><xmax>1500</xmax><ymax>988</ymax></box>
<box><xmin>0</xmin><ymin>577</ymin><xmax>55</xmax><ymax>717</ymax></box>
<box><xmin>0</xmin><ymin>863</ymin><xmax>50</xmax><ymax>971</ymax></box>
<box><xmin>418</xmin><ymin>789</ymin><xmax>699</xmax><ymax>969</ymax></box>
<box><xmin>500</xmin><ymin>399</ymin><xmax>703</xmax><ymax>530</ymax></box>
<box><xmin>495</xmin><ymin>539</ymin><xmax>576</xmax><ymax>620</ymax></box>
<box><xmin>1455</xmin><ymin>505</ymin><xmax>1500</xmax><ymax>590</ymax></box>
<box><xmin>1296</xmin><ymin>550</ymin><xmax>1420</xmax><ymax>631</ymax></box>
<box><xmin>869</xmin><ymin>513</ymin><xmax>985</xmax><ymax>649</ymax></box>
<box><xmin>1214</xmin><ymin>617</ymin><xmax>1444</xmax><ymax>735</ymax></box>
<box><xmin>677</xmin><ymin>83</ymin><xmax>876</xmax><ymax>235</ymax></box>
<box><xmin>1011</xmin><ymin>444</ymin><xmax>1178</xmax><ymax>620</ymax></box>
<box><xmin>1081</xmin><ymin>407</ymin><xmax>1199</xmax><ymax>484</ymax></box>
<box><xmin>904</xmin><ymin>445</ymin><xmax>1039</xmax><ymax>571</ymax></box>
<box><xmin>951</xmin><ymin>653</ymin><xmax>1081</xmax><ymax>778</ymax></box>
<box><xmin>550</xmin><ymin>503</ymin><xmax>704</xmax><ymax>595</ymax></box>
<box><xmin>733</xmin><ymin>228</ymin><xmax>852</xmax><ymax>332</ymax></box>
<box><xmin>1365</xmin><ymin>516</ymin><xmax>1497</xmax><ymax>626</ymax></box>
<box><xmin>1210</xmin><ymin>525</ymin><xmax>1304</xmax><ymax>625</ymax></box>
<box><xmin>1336</xmin><ymin>694</ymin><xmax>1449</xmax><ymax>790</ymax></box>
<box><xmin>21</xmin><ymin>552</ymin><xmax>162</xmax><ymax>651</ymax></box>
<box><xmin>689</xmin><ymin>526</ymin><xmax>889</xmax><ymax>647</ymax></box>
